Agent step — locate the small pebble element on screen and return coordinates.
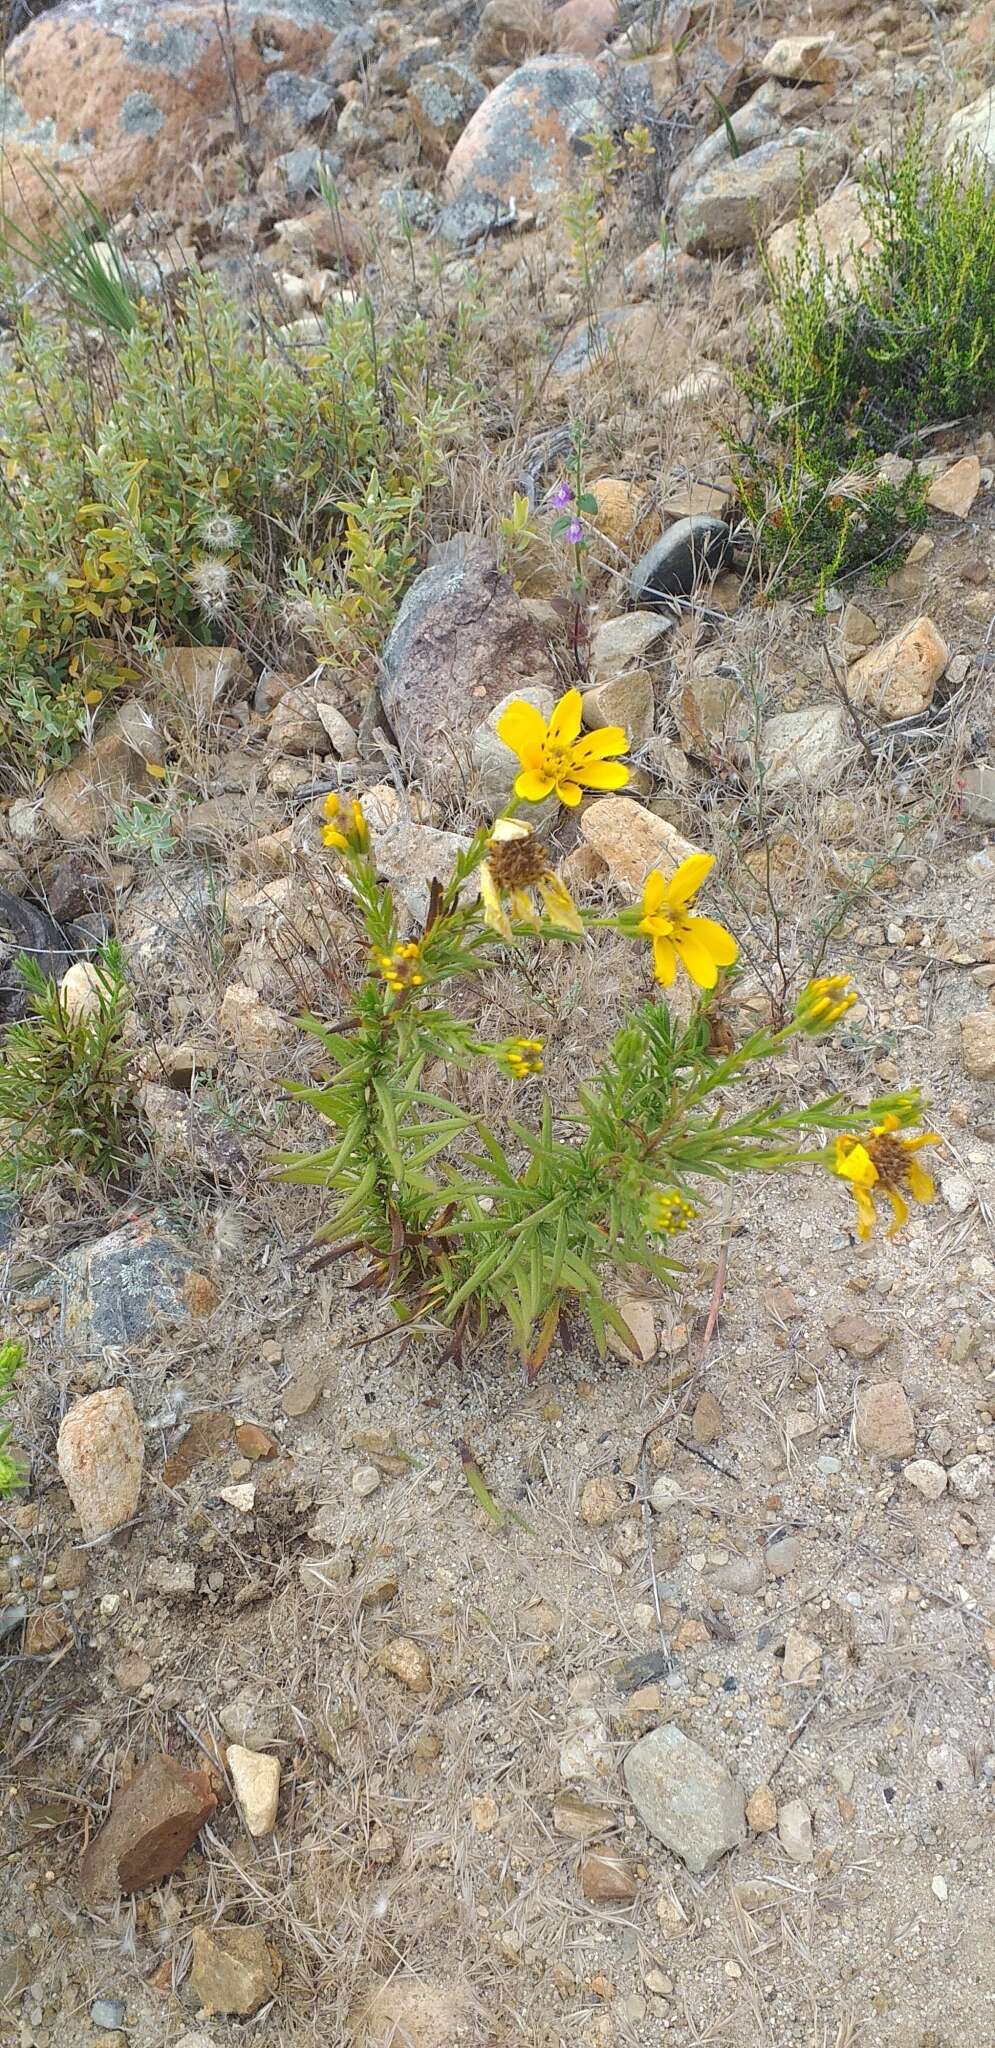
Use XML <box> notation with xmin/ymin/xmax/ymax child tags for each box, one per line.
<box><xmin>352</xmin><ymin>1464</ymin><xmax>381</xmax><ymax>1498</ymax></box>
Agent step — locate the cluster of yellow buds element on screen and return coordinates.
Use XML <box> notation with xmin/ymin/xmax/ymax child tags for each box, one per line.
<box><xmin>649</xmin><ymin>1189</ymin><xmax>697</xmax><ymax>1233</ymax></box>
<box><xmin>503</xmin><ymin>1037</ymin><xmax>544</xmax><ymax>1080</ymax></box>
<box><xmin>321</xmin><ymin>790</ymin><xmax>368</xmax><ymax>854</ymax></box>
<box><xmin>377</xmin><ymin>941</ymin><xmax>425</xmax><ymax>995</ymax></box>
<box><xmin>795</xmin><ymin>974</ymin><xmax>857</xmax><ymax>1034</ymax></box>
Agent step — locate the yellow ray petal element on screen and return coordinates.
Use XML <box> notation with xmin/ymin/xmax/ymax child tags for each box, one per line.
<box><xmin>834</xmin><ymin>1139</ymin><xmax>877</xmax><ymax>1189</ymax></box>
<box><xmin>684</xmin><ymin>915</ymin><xmax>739</xmax><ymax>969</ymax></box>
<box><xmin>497</xmin><ymin>699</ymin><xmax>548</xmax><ymax>756</ymax></box>
<box><xmin>571</xmin><ymin>724</ymin><xmax>629</xmax><ymax>764</ymax></box>
<box><xmin>575</xmin><ymin>760</ymin><xmax>629</xmax><ymax>792</ymax></box>
<box><xmin>885</xmin><ymin>1186</ymin><xmax>909</xmax><ymax>1235</ymax></box>
<box><xmin>853</xmin><ymin>1187</ymin><xmax>877</xmax><ymax>1239</ymax></box>
<box><xmin>538</xmin><ymin>873</ymin><xmax>584</xmax><ymax>934</ymax></box>
<box><xmin>652</xmin><ymin>933</ymin><xmax>677</xmax><ymax>986</ymax></box>
<box><xmin>547</xmin><ymin>688</ymin><xmax>583</xmax><ymax>746</ymax></box>
<box><xmin>665</xmin><ymin>852</ymin><xmax>715</xmax><ymax>909</ymax></box>
<box><xmin>515</xmin><ymin>767</ymin><xmax>555</xmax><ymax>803</ymax></box>
<box><xmin>905</xmin><ymin>1159</ymin><xmax>935</xmax><ymax>1203</ymax></box>
<box><xmin>479</xmin><ymin>863</ymin><xmax>512</xmax><ymax>940</ymax></box>
<box><xmin>642</xmin><ymin>869</ymin><xmax>666</xmax><ymax>917</ymax></box>
<box><xmin>556</xmin><ymin>778</ymin><xmax>583</xmax><ymax>807</ymax></box>
<box><xmin>673</xmin><ymin>924</ymin><xmax>720</xmax><ymax>989</ymax></box>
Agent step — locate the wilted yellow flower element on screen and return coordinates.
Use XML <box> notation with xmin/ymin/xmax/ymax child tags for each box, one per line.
<box><xmin>504</xmin><ymin>1037</ymin><xmax>544</xmax><ymax>1079</ymax></box>
<box><xmin>830</xmin><ymin>1113</ymin><xmax>940</xmax><ymax>1239</ymax></box>
<box><xmin>649</xmin><ymin>1189</ymin><xmax>697</xmax><ymax>1233</ymax></box>
<box><xmin>377</xmin><ymin>941</ymin><xmax>424</xmax><ymax>994</ymax></box>
<box><xmin>496</xmin><ymin>688</ymin><xmax>628</xmax><ymax>807</ymax></box>
<box><xmin>479</xmin><ymin>819</ymin><xmax>583</xmax><ymax>940</ymax></box>
<box><xmin>635</xmin><ymin>855</ymin><xmax>738</xmax><ymax>991</ymax></box>
<box><xmin>796</xmin><ymin>974</ymin><xmax>857</xmax><ymax>1034</ymax></box>
<box><xmin>321</xmin><ymin>790</ymin><xmax>368</xmax><ymax>852</ymax></box>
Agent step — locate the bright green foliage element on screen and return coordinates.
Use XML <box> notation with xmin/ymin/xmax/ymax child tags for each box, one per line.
<box><xmin>731</xmin><ymin>119</ymin><xmax>995</xmax><ymax>599</ymax></box>
<box><xmin>0</xmin><ymin>1341</ymin><xmax>26</xmax><ymax>1496</ymax></box>
<box><xmin>0</xmin><ymin>942</ymin><xmax>136</xmax><ymax>1190</ymax></box>
<box><xmin>276</xmin><ymin>798</ymin><xmax>918</xmax><ymax>1377</ymax></box>
<box><xmin>0</xmin><ymin>277</ymin><xmax>470</xmax><ymax>772</ymax></box>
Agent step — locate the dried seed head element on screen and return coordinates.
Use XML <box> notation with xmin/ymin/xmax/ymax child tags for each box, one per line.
<box><xmin>486</xmin><ymin>829</ymin><xmax>550</xmax><ymax>890</ymax></box>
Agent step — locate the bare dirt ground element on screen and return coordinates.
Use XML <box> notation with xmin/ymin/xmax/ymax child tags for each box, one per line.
<box><xmin>2</xmin><ymin>1</ymin><xmax>995</xmax><ymax>2045</ymax></box>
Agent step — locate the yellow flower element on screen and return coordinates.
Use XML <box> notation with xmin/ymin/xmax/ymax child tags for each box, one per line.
<box><xmin>635</xmin><ymin>855</ymin><xmax>738</xmax><ymax>991</ymax></box>
<box><xmin>479</xmin><ymin>820</ymin><xmax>583</xmax><ymax>940</ymax></box>
<box><xmin>795</xmin><ymin>974</ymin><xmax>857</xmax><ymax>1034</ymax></box>
<box><xmin>496</xmin><ymin>688</ymin><xmax>628</xmax><ymax>807</ymax></box>
<box><xmin>377</xmin><ymin>941</ymin><xmax>424</xmax><ymax>994</ymax></box>
<box><xmin>504</xmin><ymin>1037</ymin><xmax>544</xmax><ymax>1079</ymax></box>
<box><xmin>831</xmin><ymin>1114</ymin><xmax>940</xmax><ymax>1239</ymax></box>
<box><xmin>650</xmin><ymin>1189</ymin><xmax>697</xmax><ymax>1233</ymax></box>
<box><xmin>321</xmin><ymin>790</ymin><xmax>367</xmax><ymax>852</ymax></box>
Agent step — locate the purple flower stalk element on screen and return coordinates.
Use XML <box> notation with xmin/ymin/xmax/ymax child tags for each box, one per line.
<box><xmin>549</xmin><ymin>482</ymin><xmax>573</xmax><ymax>509</ymax></box>
<box><xmin>566</xmin><ymin>517</ymin><xmax>584</xmax><ymax>545</ymax></box>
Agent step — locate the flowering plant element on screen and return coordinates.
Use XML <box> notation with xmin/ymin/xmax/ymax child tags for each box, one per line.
<box><xmin>278</xmin><ymin>694</ymin><xmax>938</xmax><ymax>1376</ymax></box>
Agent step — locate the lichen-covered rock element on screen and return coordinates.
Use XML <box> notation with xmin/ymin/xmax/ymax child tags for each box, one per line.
<box><xmin>1</xmin><ymin>0</ymin><xmax>354</xmax><ymax>231</ymax></box>
<box><xmin>676</xmin><ymin>130</ymin><xmax>846</xmax><ymax>254</ymax></box>
<box><xmin>439</xmin><ymin>56</ymin><xmax>602</xmax><ymax>244</ymax></box>
<box><xmin>59</xmin><ymin>1217</ymin><xmax>196</xmax><ymax>1356</ymax></box>
<box><xmin>380</xmin><ymin>543</ymin><xmax>557</xmax><ymax>792</ymax></box>
<box><xmin>408</xmin><ymin>60</ymin><xmax>485</xmax><ymax>165</ymax></box>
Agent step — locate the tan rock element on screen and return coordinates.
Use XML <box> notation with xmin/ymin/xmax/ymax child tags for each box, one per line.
<box><xmin>848</xmin><ymin>616</ymin><xmax>948</xmax><ymax>722</ymax></box>
<box><xmin>359</xmin><ymin>1977</ymin><xmax>474</xmax><ymax>2047</ymax></box>
<box><xmin>228</xmin><ymin>1746</ymin><xmax>281</xmax><ymax>1837</ymax></box>
<box><xmin>778</xmin><ymin>1797</ymin><xmax>813</xmax><ymax>1864</ymax></box>
<box><xmin>587</xmin><ymin>477</ymin><xmax>656</xmax><ymax>556</ymax></box>
<box><xmin>579</xmin><ymin>1475</ymin><xmax>623</xmax><ymax>1526</ymax></box>
<box><xmin>768</xmin><ymin>183</ymin><xmax>875</xmax><ymax>289</ymax></box>
<box><xmin>582</xmin><ymin>672</ymin><xmax>655</xmax><ymax>745</ymax></box>
<box><xmin>24</xmin><ymin>1609</ymin><xmax>69</xmax><ymax>1655</ymax></box>
<box><xmin>475</xmin><ymin>0</ymin><xmax>550</xmax><ymax>65</ymax></box>
<box><xmin>926</xmin><ymin>456</ymin><xmax>982</xmax><ymax>517</ymax></box>
<box><xmin>691</xmin><ymin>1391</ymin><xmax>723</xmax><ymax>1445</ymax></box>
<box><xmin>580</xmin><ymin>1847</ymin><xmax>639</xmax><ymax>1901</ymax></box>
<box><xmin>43</xmin><ymin>702</ymin><xmax>162</xmax><ymax>841</ymax></box>
<box><xmin>381</xmin><ymin>1635</ymin><xmax>433</xmax><ymax>1693</ymax></box>
<box><xmin>590</xmin><ymin>610</ymin><xmax>673</xmax><ymax>683</ymax></box>
<box><xmin>762</xmin><ymin>32</ymin><xmax>840</xmax><ymax>83</ymax></box>
<box><xmin>553</xmin><ymin>1790</ymin><xmax>618</xmax><ymax>1838</ymax></box>
<box><xmin>855</xmin><ymin>1379</ymin><xmax>915</xmax><ymax>1459</ymax></box>
<box><xmin>578</xmin><ymin>795</ymin><xmax>703</xmax><ymax>898</ymax></box>
<box><xmin>550</xmin><ymin>0</ymin><xmax>616</xmax><ymax>56</ymax></box>
<box><xmin>57</xmin><ymin>1389</ymin><xmax>144</xmax><ymax>1542</ymax></box>
<box><xmin>189</xmin><ymin>1925</ymin><xmax>281</xmax><ymax>2018</ymax></box>
<box><xmin>59</xmin><ymin>960</ymin><xmax>119</xmax><ymax>1026</ymax></box>
<box><xmin>676</xmin><ymin>131</ymin><xmax>847</xmax><ymax>255</ymax></box>
<box><xmin>219</xmin><ymin>982</ymin><xmax>292</xmax><ymax>1058</ymax></box>
<box><xmin>782</xmin><ymin>1626</ymin><xmax>822</xmax><ymax>1686</ymax></box>
<box><xmin>156</xmin><ymin>646</ymin><xmax>252</xmax><ymax>719</ymax></box>
<box><xmin>962</xmin><ymin>1009</ymin><xmax>995</xmax><ymax>1079</ymax></box>
<box><xmin>827</xmin><ymin>1313</ymin><xmax>889</xmax><ymax>1360</ymax></box>
<box><xmin>746</xmin><ymin>1784</ymin><xmax>777</xmax><ymax>1832</ymax></box>
<box><xmin>81</xmin><ymin>1754</ymin><xmax>216</xmax><ymax>1904</ymax></box>
<box><xmin>607</xmin><ymin>1293</ymin><xmax>657</xmax><ymax>1363</ymax></box>
<box><xmin>660</xmin><ymin>479</ymin><xmax>733</xmax><ymax>522</ymax></box>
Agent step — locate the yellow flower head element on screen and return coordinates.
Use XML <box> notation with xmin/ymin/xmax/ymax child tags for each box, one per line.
<box><xmin>503</xmin><ymin>1036</ymin><xmax>544</xmax><ymax>1080</ymax></box>
<box><xmin>634</xmin><ymin>855</ymin><xmax>738</xmax><ymax>991</ymax></box>
<box><xmin>830</xmin><ymin>1113</ymin><xmax>940</xmax><ymax>1239</ymax></box>
<box><xmin>321</xmin><ymin>790</ymin><xmax>368</xmax><ymax>853</ymax></box>
<box><xmin>479</xmin><ymin>819</ymin><xmax>583</xmax><ymax>941</ymax></box>
<box><xmin>377</xmin><ymin>941</ymin><xmax>424</xmax><ymax>995</ymax></box>
<box><xmin>650</xmin><ymin>1189</ymin><xmax>697</xmax><ymax>1233</ymax></box>
<box><xmin>795</xmin><ymin>974</ymin><xmax>857</xmax><ymax>1035</ymax></box>
<box><xmin>496</xmin><ymin>689</ymin><xmax>629</xmax><ymax>807</ymax></box>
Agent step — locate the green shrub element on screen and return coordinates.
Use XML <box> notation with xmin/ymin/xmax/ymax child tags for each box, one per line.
<box><xmin>0</xmin><ymin>1341</ymin><xmax>26</xmax><ymax>1497</ymax></box>
<box><xmin>275</xmin><ymin>702</ymin><xmax>938</xmax><ymax>1378</ymax></box>
<box><xmin>0</xmin><ymin>942</ymin><xmax>137</xmax><ymax>1190</ymax></box>
<box><xmin>0</xmin><ymin>276</ymin><xmax>471</xmax><ymax>773</ymax></box>
<box><xmin>730</xmin><ymin>118</ymin><xmax>995</xmax><ymax>599</ymax></box>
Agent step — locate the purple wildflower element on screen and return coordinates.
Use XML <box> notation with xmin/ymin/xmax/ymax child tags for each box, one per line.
<box><xmin>566</xmin><ymin>517</ymin><xmax>584</xmax><ymax>545</ymax></box>
<box><xmin>549</xmin><ymin>482</ymin><xmax>573</xmax><ymax>509</ymax></box>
